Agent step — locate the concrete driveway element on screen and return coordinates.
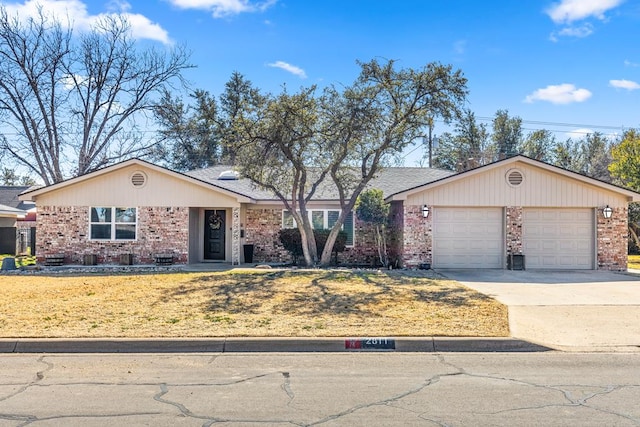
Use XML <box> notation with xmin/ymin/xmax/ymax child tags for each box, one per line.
<box><xmin>437</xmin><ymin>269</ymin><xmax>640</xmax><ymax>352</ymax></box>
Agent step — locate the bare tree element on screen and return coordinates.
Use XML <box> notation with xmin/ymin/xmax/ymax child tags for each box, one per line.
<box><xmin>0</xmin><ymin>6</ymin><xmax>192</xmax><ymax>185</ymax></box>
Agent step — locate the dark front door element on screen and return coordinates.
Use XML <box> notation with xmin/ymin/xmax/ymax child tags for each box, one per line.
<box><xmin>204</xmin><ymin>210</ymin><xmax>226</xmax><ymax>260</ymax></box>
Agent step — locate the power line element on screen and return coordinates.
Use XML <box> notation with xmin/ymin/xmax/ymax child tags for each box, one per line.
<box><xmin>474</xmin><ymin>116</ymin><xmax>629</xmax><ymax>130</ymax></box>
<box><xmin>0</xmin><ymin>117</ymin><xmax>635</xmax><ymax>139</ymax></box>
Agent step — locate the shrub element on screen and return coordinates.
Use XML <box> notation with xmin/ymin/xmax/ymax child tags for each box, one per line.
<box><xmin>278</xmin><ymin>228</ymin><xmax>347</xmax><ymax>265</ymax></box>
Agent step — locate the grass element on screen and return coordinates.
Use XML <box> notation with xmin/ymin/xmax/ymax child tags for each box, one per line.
<box><xmin>628</xmin><ymin>255</ymin><xmax>640</xmax><ymax>270</ymax></box>
<box><xmin>0</xmin><ymin>269</ymin><xmax>508</xmax><ymax>338</ymax></box>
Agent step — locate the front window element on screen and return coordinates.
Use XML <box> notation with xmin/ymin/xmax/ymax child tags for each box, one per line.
<box><xmin>282</xmin><ymin>209</ymin><xmax>354</xmax><ymax>246</ymax></box>
<box><xmin>90</xmin><ymin>207</ymin><xmax>137</xmax><ymax>240</ymax></box>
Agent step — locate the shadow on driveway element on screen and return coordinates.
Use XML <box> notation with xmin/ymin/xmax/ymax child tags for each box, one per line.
<box><xmin>436</xmin><ymin>269</ymin><xmax>640</xmax><ymax>285</ymax></box>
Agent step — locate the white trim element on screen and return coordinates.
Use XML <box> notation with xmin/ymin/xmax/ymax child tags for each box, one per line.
<box><xmin>19</xmin><ymin>159</ymin><xmax>254</xmax><ymax>204</ymax></box>
<box><xmin>282</xmin><ymin>209</ymin><xmax>355</xmax><ymax>247</ymax></box>
<box><xmin>386</xmin><ymin>155</ymin><xmax>640</xmax><ymax>202</ymax></box>
<box><xmin>89</xmin><ymin>206</ymin><xmax>137</xmax><ymax>241</ymax></box>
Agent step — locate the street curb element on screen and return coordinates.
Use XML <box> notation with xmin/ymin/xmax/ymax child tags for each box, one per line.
<box><xmin>0</xmin><ymin>337</ymin><xmax>553</xmax><ymax>353</ymax></box>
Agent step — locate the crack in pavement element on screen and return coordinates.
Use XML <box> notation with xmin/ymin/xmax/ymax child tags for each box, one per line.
<box><xmin>306</xmin><ymin>354</ymin><xmax>640</xmax><ymax>426</ymax></box>
<box><xmin>0</xmin><ymin>413</ymin><xmax>36</xmax><ymax>426</ymax></box>
<box><xmin>281</xmin><ymin>372</ymin><xmax>295</xmax><ymax>406</ymax></box>
<box><xmin>154</xmin><ymin>383</ymin><xmax>218</xmax><ymax>423</ymax></box>
<box><xmin>153</xmin><ymin>373</ymin><xmax>304</xmax><ymax>426</ymax></box>
<box><xmin>307</xmin><ymin>371</ymin><xmax>464</xmax><ymax>426</ymax></box>
<box><xmin>438</xmin><ymin>354</ymin><xmax>640</xmax><ymax>424</ymax></box>
<box><xmin>0</xmin><ymin>356</ymin><xmax>53</xmax><ymax>404</ymax></box>
<box><xmin>4</xmin><ymin>412</ymin><xmax>169</xmax><ymax>426</ymax></box>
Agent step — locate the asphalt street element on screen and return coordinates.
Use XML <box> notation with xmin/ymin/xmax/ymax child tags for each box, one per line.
<box><xmin>1</xmin><ymin>352</ymin><xmax>640</xmax><ymax>426</ymax></box>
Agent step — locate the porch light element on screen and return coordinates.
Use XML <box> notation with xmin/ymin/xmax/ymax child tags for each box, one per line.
<box><xmin>602</xmin><ymin>205</ymin><xmax>613</xmax><ymax>219</ymax></box>
<box><xmin>422</xmin><ymin>205</ymin><xmax>430</xmax><ymax>218</ymax></box>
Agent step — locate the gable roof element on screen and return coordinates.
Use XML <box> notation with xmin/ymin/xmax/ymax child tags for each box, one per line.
<box><xmin>386</xmin><ymin>155</ymin><xmax>640</xmax><ymax>202</ymax></box>
<box><xmin>0</xmin><ymin>186</ymin><xmax>35</xmax><ymax>210</ymax></box>
<box><xmin>19</xmin><ymin>158</ymin><xmax>455</xmax><ymax>204</ymax></box>
<box><xmin>186</xmin><ymin>165</ymin><xmax>455</xmax><ymax>201</ymax></box>
<box><xmin>19</xmin><ymin>159</ymin><xmax>255</xmax><ymax>203</ymax></box>
<box><xmin>0</xmin><ymin>203</ymin><xmax>26</xmax><ymax>218</ymax></box>
<box><xmin>24</xmin><ymin>155</ymin><xmax>633</xmax><ymax>206</ymax></box>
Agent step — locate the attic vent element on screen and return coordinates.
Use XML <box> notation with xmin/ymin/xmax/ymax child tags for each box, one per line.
<box><xmin>218</xmin><ymin>170</ymin><xmax>239</xmax><ymax>180</ymax></box>
<box><xmin>507</xmin><ymin>169</ymin><xmax>524</xmax><ymax>186</ymax></box>
<box><xmin>131</xmin><ymin>171</ymin><xmax>147</xmax><ymax>188</ymax></box>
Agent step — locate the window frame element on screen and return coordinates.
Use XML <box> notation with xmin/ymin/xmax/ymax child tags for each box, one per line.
<box><xmin>89</xmin><ymin>206</ymin><xmax>137</xmax><ymax>241</ymax></box>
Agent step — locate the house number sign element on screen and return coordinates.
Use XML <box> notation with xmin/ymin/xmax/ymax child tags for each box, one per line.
<box><xmin>345</xmin><ymin>338</ymin><xmax>395</xmax><ymax>350</ymax></box>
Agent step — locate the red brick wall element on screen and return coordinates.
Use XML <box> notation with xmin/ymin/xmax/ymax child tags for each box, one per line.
<box><xmin>36</xmin><ymin>206</ymin><xmax>188</xmax><ymax>264</ymax></box>
<box><xmin>400</xmin><ymin>204</ymin><xmax>431</xmax><ymax>268</ymax></box>
<box><xmin>387</xmin><ymin>201</ymin><xmax>404</xmax><ymax>268</ymax></box>
<box><xmin>244</xmin><ymin>207</ymin><xmax>380</xmax><ymax>265</ymax></box>
<box><xmin>337</xmin><ymin>217</ymin><xmax>379</xmax><ymax>266</ymax></box>
<box><xmin>244</xmin><ymin>208</ymin><xmax>290</xmax><ymax>263</ymax></box>
<box><xmin>506</xmin><ymin>206</ymin><xmax>523</xmax><ymax>255</ymax></box>
<box><xmin>597</xmin><ymin>206</ymin><xmax>628</xmax><ymax>271</ymax></box>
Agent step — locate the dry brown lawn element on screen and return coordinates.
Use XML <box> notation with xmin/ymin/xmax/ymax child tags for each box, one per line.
<box><xmin>0</xmin><ymin>269</ymin><xmax>509</xmax><ymax>338</ymax></box>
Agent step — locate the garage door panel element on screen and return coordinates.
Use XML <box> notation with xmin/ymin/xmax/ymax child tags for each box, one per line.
<box><xmin>523</xmin><ymin>208</ymin><xmax>594</xmax><ymax>270</ymax></box>
<box><xmin>434</xmin><ymin>253</ymin><xmax>503</xmax><ymax>269</ymax></box>
<box><xmin>433</xmin><ymin>207</ymin><xmax>503</xmax><ymax>269</ymax></box>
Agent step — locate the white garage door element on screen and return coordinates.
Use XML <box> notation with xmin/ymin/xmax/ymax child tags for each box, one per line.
<box><xmin>523</xmin><ymin>209</ymin><xmax>594</xmax><ymax>270</ymax></box>
<box><xmin>433</xmin><ymin>207</ymin><xmax>503</xmax><ymax>269</ymax></box>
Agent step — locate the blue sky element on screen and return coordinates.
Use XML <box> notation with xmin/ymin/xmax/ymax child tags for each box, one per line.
<box><xmin>3</xmin><ymin>0</ymin><xmax>640</xmax><ymax>164</ymax></box>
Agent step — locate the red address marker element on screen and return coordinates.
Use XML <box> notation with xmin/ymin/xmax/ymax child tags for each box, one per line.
<box><xmin>345</xmin><ymin>338</ymin><xmax>395</xmax><ymax>350</ymax></box>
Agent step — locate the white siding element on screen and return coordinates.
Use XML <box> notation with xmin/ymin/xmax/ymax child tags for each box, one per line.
<box><xmin>433</xmin><ymin>207</ymin><xmax>503</xmax><ymax>269</ymax></box>
<box><xmin>407</xmin><ymin>162</ymin><xmax>628</xmax><ymax>208</ymax></box>
<box><xmin>35</xmin><ymin>165</ymin><xmax>241</xmax><ymax>207</ymax></box>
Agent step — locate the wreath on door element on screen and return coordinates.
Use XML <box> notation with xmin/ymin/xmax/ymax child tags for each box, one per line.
<box><xmin>209</xmin><ymin>213</ymin><xmax>223</xmax><ymax>230</ymax></box>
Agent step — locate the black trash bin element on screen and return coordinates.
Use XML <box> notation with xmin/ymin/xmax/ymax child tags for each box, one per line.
<box><xmin>243</xmin><ymin>244</ymin><xmax>254</xmax><ymax>263</ymax></box>
<box><xmin>1</xmin><ymin>257</ymin><xmax>16</xmax><ymax>271</ymax></box>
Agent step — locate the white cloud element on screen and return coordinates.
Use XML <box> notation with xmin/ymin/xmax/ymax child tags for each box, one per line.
<box><xmin>549</xmin><ymin>24</ymin><xmax>594</xmax><ymax>41</ymax></box>
<box><xmin>267</xmin><ymin>61</ymin><xmax>307</xmax><ymax>79</ymax></box>
<box><xmin>566</xmin><ymin>128</ymin><xmax>594</xmax><ymax>139</ymax></box>
<box><xmin>168</xmin><ymin>0</ymin><xmax>277</xmax><ymax>18</ymax></box>
<box><xmin>546</xmin><ymin>0</ymin><xmax>624</xmax><ymax>24</ymax></box>
<box><xmin>624</xmin><ymin>60</ymin><xmax>639</xmax><ymax>67</ymax></box>
<box><xmin>453</xmin><ymin>40</ymin><xmax>466</xmax><ymax>55</ymax></box>
<box><xmin>565</xmin><ymin>128</ymin><xmax>619</xmax><ymax>140</ymax></box>
<box><xmin>524</xmin><ymin>83</ymin><xmax>592</xmax><ymax>104</ymax></box>
<box><xmin>610</xmin><ymin>79</ymin><xmax>640</xmax><ymax>90</ymax></box>
<box><xmin>3</xmin><ymin>0</ymin><xmax>172</xmax><ymax>44</ymax></box>
<box><xmin>559</xmin><ymin>24</ymin><xmax>594</xmax><ymax>37</ymax></box>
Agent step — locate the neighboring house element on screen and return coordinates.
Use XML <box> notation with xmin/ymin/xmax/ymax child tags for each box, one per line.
<box><xmin>18</xmin><ymin>155</ymin><xmax>640</xmax><ymax>271</ymax></box>
<box><xmin>0</xmin><ymin>203</ymin><xmax>26</xmax><ymax>254</ymax></box>
<box><xmin>0</xmin><ymin>186</ymin><xmax>37</xmax><ymax>255</ymax></box>
<box><xmin>0</xmin><ymin>186</ymin><xmax>37</xmax><ymax>228</ymax></box>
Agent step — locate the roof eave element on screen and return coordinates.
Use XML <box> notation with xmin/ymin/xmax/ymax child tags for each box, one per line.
<box><xmin>386</xmin><ymin>155</ymin><xmax>640</xmax><ymax>202</ymax></box>
<box><xmin>18</xmin><ymin>159</ymin><xmax>256</xmax><ymax>204</ymax></box>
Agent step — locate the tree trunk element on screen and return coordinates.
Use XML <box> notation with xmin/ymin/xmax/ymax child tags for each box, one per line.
<box><xmin>375</xmin><ymin>225</ymin><xmax>389</xmax><ymax>267</ymax></box>
<box><xmin>298</xmin><ymin>225</ymin><xmax>314</xmax><ymax>267</ymax></box>
<box><xmin>629</xmin><ymin>224</ymin><xmax>640</xmax><ymax>252</ymax></box>
<box><xmin>298</xmin><ymin>209</ymin><xmax>318</xmax><ymax>266</ymax></box>
<box><xmin>320</xmin><ymin>211</ymin><xmax>349</xmax><ymax>266</ymax></box>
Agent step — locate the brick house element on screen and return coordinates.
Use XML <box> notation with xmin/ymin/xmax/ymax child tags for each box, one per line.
<box><xmin>19</xmin><ymin>155</ymin><xmax>640</xmax><ymax>271</ymax></box>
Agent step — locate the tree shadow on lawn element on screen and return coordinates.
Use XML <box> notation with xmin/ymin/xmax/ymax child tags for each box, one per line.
<box><xmin>273</xmin><ymin>273</ymin><xmax>387</xmax><ymax>316</ymax></box>
<box><xmin>164</xmin><ymin>270</ymin><xmax>498</xmax><ymax>317</ymax></box>
<box><xmin>361</xmin><ymin>272</ymin><xmax>497</xmax><ymax>307</ymax></box>
<box><xmin>163</xmin><ymin>271</ymin><xmax>284</xmax><ymax>314</ymax></box>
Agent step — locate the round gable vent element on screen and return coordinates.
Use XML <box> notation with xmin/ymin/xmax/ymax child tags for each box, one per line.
<box><xmin>506</xmin><ymin>169</ymin><xmax>523</xmax><ymax>187</ymax></box>
<box><xmin>131</xmin><ymin>171</ymin><xmax>147</xmax><ymax>188</ymax></box>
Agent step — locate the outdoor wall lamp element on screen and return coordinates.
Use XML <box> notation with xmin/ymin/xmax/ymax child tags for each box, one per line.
<box><xmin>602</xmin><ymin>205</ymin><xmax>613</xmax><ymax>219</ymax></box>
<box><xmin>422</xmin><ymin>205</ymin><xmax>430</xmax><ymax>218</ymax></box>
